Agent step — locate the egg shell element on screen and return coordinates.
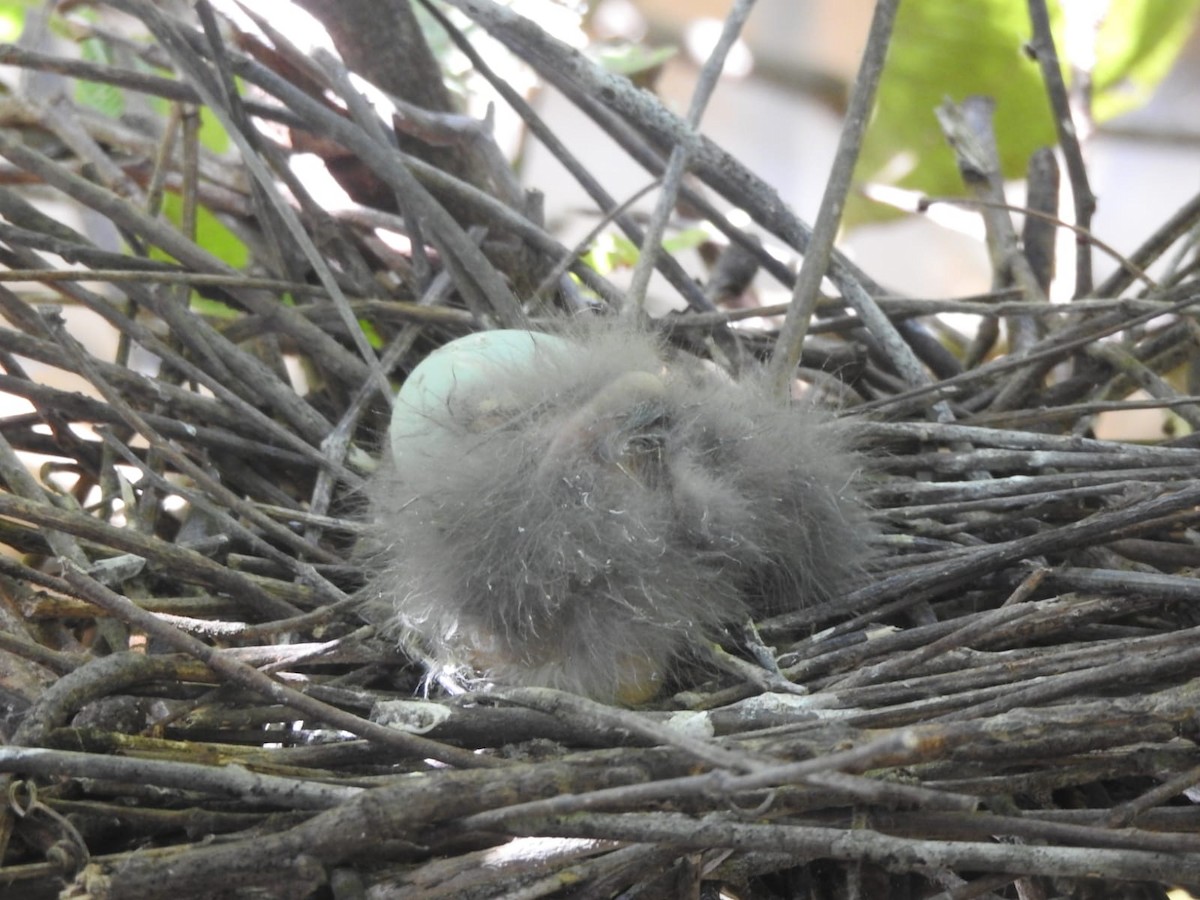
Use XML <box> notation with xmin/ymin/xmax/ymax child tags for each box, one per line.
<box><xmin>388</xmin><ymin>329</ymin><xmax>573</xmax><ymax>464</ymax></box>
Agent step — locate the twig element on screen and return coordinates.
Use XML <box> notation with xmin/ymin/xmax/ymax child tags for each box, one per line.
<box><xmin>920</xmin><ymin>195</ymin><xmax>1155</xmax><ymax>290</ymax></box>
<box><xmin>1026</xmin><ymin>0</ymin><xmax>1096</xmax><ymax>296</ymax></box>
<box><xmin>503</xmin><ymin>810</ymin><xmax>1200</xmax><ymax>884</ymax></box>
<box><xmin>440</xmin><ymin>0</ymin><xmax>937</xmax><ymax>393</ymax></box>
<box><xmin>767</xmin><ymin>0</ymin><xmax>900</xmax><ymax>396</ymax></box>
<box><xmin>57</xmin><ymin>564</ymin><xmax>501</xmax><ymax>769</ymax></box>
<box><xmin>625</xmin><ymin>0</ymin><xmax>757</xmax><ymax>314</ymax></box>
<box><xmin>0</xmin><ymin>747</ymin><xmax>361</xmax><ymax>809</ymax></box>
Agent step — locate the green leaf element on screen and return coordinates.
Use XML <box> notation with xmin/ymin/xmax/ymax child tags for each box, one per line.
<box><xmin>192</xmin><ymin>290</ymin><xmax>292</xmax><ymax>322</ymax></box>
<box><xmin>147</xmin><ymin>193</ymin><xmax>249</xmax><ymax>314</ymax></box>
<box><xmin>189</xmin><ymin>295</ymin><xmax>240</xmax><ymax>320</ymax></box>
<box><xmin>850</xmin><ymin>0</ymin><xmax>1200</xmax><ymax>227</ymax></box>
<box><xmin>146</xmin><ymin>95</ymin><xmax>232</xmax><ymax>155</ymax></box>
<box><xmin>850</xmin><ymin>0</ymin><xmax>1059</xmax><ymax>227</ymax></box>
<box><xmin>76</xmin><ymin>34</ymin><xmax>125</xmax><ymax>119</ymax></box>
<box><xmin>1091</xmin><ymin>0</ymin><xmax>1200</xmax><ymax>121</ymax></box>
<box><xmin>0</xmin><ymin>2</ymin><xmax>25</xmax><ymax>42</ymax></box>
<box><xmin>159</xmin><ymin>193</ymin><xmax>248</xmax><ymax>269</ymax></box>
<box><xmin>359</xmin><ymin>318</ymin><xmax>384</xmax><ymax>350</ymax></box>
<box><xmin>579</xmin><ymin>227</ymin><xmax>708</xmax><ymax>279</ymax></box>
<box><xmin>197</xmin><ymin>103</ymin><xmax>231</xmax><ymax>154</ymax></box>
<box><xmin>582</xmin><ymin>232</ymin><xmax>640</xmax><ymax>275</ymax></box>
<box><xmin>53</xmin><ymin>6</ymin><xmax>124</xmax><ymax>117</ymax></box>
<box><xmin>663</xmin><ymin>226</ymin><xmax>710</xmax><ymax>254</ymax></box>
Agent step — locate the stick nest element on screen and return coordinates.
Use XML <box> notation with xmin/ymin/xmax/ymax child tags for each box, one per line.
<box><xmin>1</xmin><ymin>3</ymin><xmax>1199</xmax><ymax>898</ymax></box>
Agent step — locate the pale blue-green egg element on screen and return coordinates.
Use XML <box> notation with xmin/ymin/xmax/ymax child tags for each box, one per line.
<box><xmin>388</xmin><ymin>329</ymin><xmax>573</xmax><ymax>463</ymax></box>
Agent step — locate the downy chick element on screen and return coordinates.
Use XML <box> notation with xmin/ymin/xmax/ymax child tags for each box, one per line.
<box><xmin>361</xmin><ymin>324</ymin><xmax>869</xmax><ymax>703</ymax></box>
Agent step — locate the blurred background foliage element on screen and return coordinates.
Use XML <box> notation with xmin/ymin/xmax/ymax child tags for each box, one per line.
<box><xmin>850</xmin><ymin>0</ymin><xmax>1200</xmax><ymax>226</ymax></box>
<box><xmin>3</xmin><ymin>0</ymin><xmax>1196</xmax><ymax>248</ymax></box>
